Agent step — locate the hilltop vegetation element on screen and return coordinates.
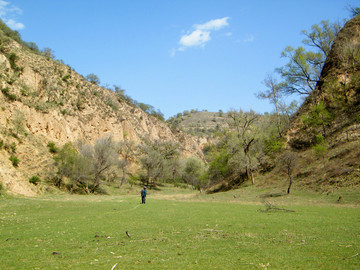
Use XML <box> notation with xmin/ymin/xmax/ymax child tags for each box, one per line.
<box><xmin>167</xmin><ymin>109</ymin><xmax>229</xmax><ymax>137</ymax></box>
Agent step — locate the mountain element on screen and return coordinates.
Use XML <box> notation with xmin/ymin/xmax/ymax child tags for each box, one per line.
<box><xmin>0</xmin><ymin>28</ymin><xmax>203</xmax><ymax>196</ymax></box>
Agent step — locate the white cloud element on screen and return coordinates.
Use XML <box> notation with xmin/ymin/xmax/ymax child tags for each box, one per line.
<box><xmin>0</xmin><ymin>0</ymin><xmax>9</xmax><ymax>8</ymax></box>
<box><xmin>179</xmin><ymin>29</ymin><xmax>211</xmax><ymax>48</ymax></box>
<box><xmin>6</xmin><ymin>18</ymin><xmax>24</xmax><ymax>30</ymax></box>
<box><xmin>194</xmin><ymin>17</ymin><xmax>229</xmax><ymax>31</ymax></box>
<box><xmin>0</xmin><ymin>1</ymin><xmax>25</xmax><ymax>30</ymax></box>
<box><xmin>236</xmin><ymin>34</ymin><xmax>255</xmax><ymax>44</ymax></box>
<box><xmin>176</xmin><ymin>17</ymin><xmax>230</xmax><ymax>52</ymax></box>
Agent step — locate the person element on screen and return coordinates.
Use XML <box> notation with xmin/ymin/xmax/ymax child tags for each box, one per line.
<box><xmin>140</xmin><ymin>186</ymin><xmax>147</xmax><ymax>204</ymax></box>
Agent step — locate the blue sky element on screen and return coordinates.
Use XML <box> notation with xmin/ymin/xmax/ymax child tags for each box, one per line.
<box><xmin>1</xmin><ymin>0</ymin><xmax>358</xmax><ymax>119</ymax></box>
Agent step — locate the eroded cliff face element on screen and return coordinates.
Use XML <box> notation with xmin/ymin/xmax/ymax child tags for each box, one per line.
<box><xmin>0</xmin><ymin>39</ymin><xmax>202</xmax><ymax>196</ymax></box>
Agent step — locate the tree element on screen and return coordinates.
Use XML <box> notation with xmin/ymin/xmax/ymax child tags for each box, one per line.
<box><xmin>138</xmin><ymin>144</ymin><xmax>164</xmax><ymax>187</ymax></box>
<box><xmin>182</xmin><ymin>157</ymin><xmax>208</xmax><ymax>191</ymax></box>
<box><xmin>347</xmin><ymin>5</ymin><xmax>360</xmax><ymax>17</ymax></box>
<box><xmin>114</xmin><ymin>85</ymin><xmax>125</xmax><ymax>98</ymax></box>
<box><xmin>41</xmin><ymin>47</ymin><xmax>55</xmax><ymax>59</ymax></box>
<box><xmin>137</xmin><ymin>139</ymin><xmax>181</xmax><ymax>187</ymax></box>
<box><xmin>53</xmin><ymin>143</ymin><xmax>78</xmax><ymax>188</ymax></box>
<box><xmin>276</xmin><ymin>46</ymin><xmax>323</xmax><ymax>95</ymax></box>
<box><xmin>86</xmin><ymin>73</ymin><xmax>100</xmax><ymax>85</ymax></box>
<box><xmin>302</xmin><ymin>102</ymin><xmax>333</xmax><ymax>137</ymax></box>
<box><xmin>277</xmin><ymin>20</ymin><xmax>343</xmax><ymax>96</ymax></box>
<box><xmin>24</xmin><ymin>42</ymin><xmax>40</xmax><ymax>53</ymax></box>
<box><xmin>312</xmin><ymin>134</ymin><xmax>327</xmax><ymax>168</ymax></box>
<box><xmin>227</xmin><ymin>110</ymin><xmax>260</xmax><ymax>184</ymax></box>
<box><xmin>53</xmin><ymin>137</ymin><xmax>120</xmax><ymax>194</ymax></box>
<box><xmin>302</xmin><ymin>20</ymin><xmax>342</xmax><ymax>58</ymax></box>
<box><xmin>257</xmin><ymin>74</ymin><xmax>283</xmax><ymax>137</ymax></box>
<box><xmin>90</xmin><ymin>137</ymin><xmax>118</xmax><ymax>193</ymax></box>
<box><xmin>278</xmin><ymin>151</ymin><xmax>298</xmax><ymax>194</ymax></box>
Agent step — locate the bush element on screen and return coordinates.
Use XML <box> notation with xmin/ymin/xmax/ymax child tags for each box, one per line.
<box><xmin>1</xmin><ymin>87</ymin><xmax>17</xmax><ymax>101</ymax></box>
<box><xmin>9</xmin><ymin>155</ymin><xmax>19</xmax><ymax>167</ymax></box>
<box><xmin>10</xmin><ymin>142</ymin><xmax>16</xmax><ymax>153</ymax></box>
<box><xmin>29</xmin><ymin>176</ymin><xmax>40</xmax><ymax>185</ymax></box>
<box><xmin>47</xmin><ymin>142</ymin><xmax>58</xmax><ymax>153</ymax></box>
<box><xmin>0</xmin><ymin>139</ymin><xmax>3</xmax><ymax>149</ymax></box>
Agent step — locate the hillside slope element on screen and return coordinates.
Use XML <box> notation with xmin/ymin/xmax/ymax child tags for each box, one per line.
<box><xmin>0</xmin><ymin>37</ymin><xmax>202</xmax><ymax>195</ymax></box>
<box><xmin>284</xmin><ymin>15</ymin><xmax>360</xmax><ymax>189</ymax></box>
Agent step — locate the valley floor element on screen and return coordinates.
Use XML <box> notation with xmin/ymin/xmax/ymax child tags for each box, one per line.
<box><xmin>0</xmin><ymin>187</ymin><xmax>359</xmax><ymax>269</ymax></box>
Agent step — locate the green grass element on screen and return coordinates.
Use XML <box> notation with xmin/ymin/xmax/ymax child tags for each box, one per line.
<box><xmin>0</xmin><ymin>189</ymin><xmax>359</xmax><ymax>269</ymax></box>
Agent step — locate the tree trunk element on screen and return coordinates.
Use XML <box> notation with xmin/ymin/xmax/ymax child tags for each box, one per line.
<box><xmin>287</xmin><ymin>177</ymin><xmax>292</xmax><ymax>194</ymax></box>
<box><xmin>246</xmin><ymin>166</ymin><xmax>255</xmax><ymax>185</ymax></box>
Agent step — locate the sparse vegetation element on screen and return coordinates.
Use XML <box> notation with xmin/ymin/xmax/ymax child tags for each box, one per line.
<box><xmin>29</xmin><ymin>176</ymin><xmax>40</xmax><ymax>185</ymax></box>
<box><xmin>86</xmin><ymin>73</ymin><xmax>100</xmax><ymax>85</ymax></box>
<box><xmin>9</xmin><ymin>155</ymin><xmax>19</xmax><ymax>167</ymax></box>
<box><xmin>47</xmin><ymin>142</ymin><xmax>59</xmax><ymax>153</ymax></box>
<box><xmin>1</xmin><ymin>87</ymin><xmax>17</xmax><ymax>101</ymax></box>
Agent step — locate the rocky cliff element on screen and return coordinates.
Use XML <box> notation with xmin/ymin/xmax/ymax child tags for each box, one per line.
<box><xmin>0</xmin><ymin>38</ymin><xmax>202</xmax><ymax>195</ymax></box>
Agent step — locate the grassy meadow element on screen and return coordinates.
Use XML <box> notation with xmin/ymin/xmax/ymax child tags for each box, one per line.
<box><xmin>0</xmin><ymin>186</ymin><xmax>359</xmax><ymax>269</ymax></box>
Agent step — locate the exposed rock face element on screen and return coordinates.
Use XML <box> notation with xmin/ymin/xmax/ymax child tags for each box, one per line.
<box><xmin>0</xmin><ymin>39</ymin><xmax>203</xmax><ymax>195</ymax></box>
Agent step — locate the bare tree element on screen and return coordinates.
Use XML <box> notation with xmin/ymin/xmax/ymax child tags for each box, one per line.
<box><xmin>278</xmin><ymin>151</ymin><xmax>298</xmax><ymax>194</ymax></box>
<box><xmin>257</xmin><ymin>74</ymin><xmax>283</xmax><ymax>137</ymax></box>
<box><xmin>91</xmin><ymin>137</ymin><xmax>118</xmax><ymax>193</ymax></box>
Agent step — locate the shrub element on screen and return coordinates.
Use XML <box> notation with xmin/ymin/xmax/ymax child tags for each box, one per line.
<box><xmin>0</xmin><ymin>139</ymin><xmax>3</xmax><ymax>149</ymax></box>
<box><xmin>10</xmin><ymin>142</ymin><xmax>16</xmax><ymax>153</ymax></box>
<box><xmin>47</xmin><ymin>142</ymin><xmax>58</xmax><ymax>153</ymax></box>
<box><xmin>29</xmin><ymin>176</ymin><xmax>40</xmax><ymax>185</ymax></box>
<box><xmin>9</xmin><ymin>155</ymin><xmax>19</xmax><ymax>167</ymax></box>
<box><xmin>264</xmin><ymin>136</ymin><xmax>285</xmax><ymax>156</ymax></box>
<box><xmin>8</xmin><ymin>53</ymin><xmax>19</xmax><ymax>70</ymax></box>
<box><xmin>1</xmin><ymin>87</ymin><xmax>17</xmax><ymax>101</ymax></box>
<box><xmin>355</xmin><ymin>115</ymin><xmax>360</xmax><ymax>124</ymax></box>
<box><xmin>0</xmin><ymin>181</ymin><xmax>3</xmax><ymax>194</ymax></box>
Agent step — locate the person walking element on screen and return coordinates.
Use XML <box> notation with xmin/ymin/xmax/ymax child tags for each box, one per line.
<box><xmin>140</xmin><ymin>186</ymin><xmax>147</xmax><ymax>204</ymax></box>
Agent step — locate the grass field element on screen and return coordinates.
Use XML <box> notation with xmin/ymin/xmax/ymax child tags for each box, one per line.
<box><xmin>0</xmin><ymin>186</ymin><xmax>359</xmax><ymax>269</ymax></box>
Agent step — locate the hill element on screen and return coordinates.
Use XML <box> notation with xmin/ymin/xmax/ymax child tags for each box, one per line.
<box><xmin>167</xmin><ymin>110</ymin><xmax>229</xmax><ymax>137</ymax></box>
<box><xmin>283</xmin><ymin>14</ymin><xmax>360</xmax><ymax>190</ymax></box>
<box><xmin>0</xmin><ymin>25</ymin><xmax>203</xmax><ymax>195</ymax></box>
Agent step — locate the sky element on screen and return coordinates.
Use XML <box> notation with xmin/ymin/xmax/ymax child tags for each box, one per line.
<box><xmin>0</xmin><ymin>0</ymin><xmax>358</xmax><ymax>119</ymax></box>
